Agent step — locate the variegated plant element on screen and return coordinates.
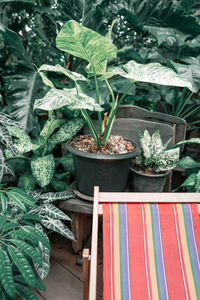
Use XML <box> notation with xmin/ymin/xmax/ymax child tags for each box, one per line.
<box><xmin>0</xmin><ymin>113</ymin><xmax>22</xmax><ymax>183</ymax></box>
<box><xmin>34</xmin><ymin>20</ymin><xmax>195</xmax><ymax>147</ymax></box>
<box><xmin>134</xmin><ymin>130</ymin><xmax>180</xmax><ymax>173</ymax></box>
<box><xmin>134</xmin><ymin>131</ymin><xmax>200</xmax><ymax>174</ymax></box>
<box><xmin>5</xmin><ymin>114</ymin><xmax>85</xmax><ymax>189</ymax></box>
<box><xmin>0</xmin><ymin>187</ymin><xmax>75</xmax><ymax>299</ymax></box>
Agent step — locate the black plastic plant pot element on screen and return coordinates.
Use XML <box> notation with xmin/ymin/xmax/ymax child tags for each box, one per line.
<box><xmin>65</xmin><ymin>138</ymin><xmax>139</xmax><ymax>196</ymax></box>
<box><xmin>131</xmin><ymin>168</ymin><xmax>170</xmax><ymax>192</ymax></box>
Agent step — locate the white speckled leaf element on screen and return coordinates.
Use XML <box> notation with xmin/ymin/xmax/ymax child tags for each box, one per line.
<box><xmin>34</xmin><ymin>88</ymin><xmax>102</xmax><ymax>112</ymax></box>
<box><xmin>107</xmin><ymin>60</ymin><xmax>195</xmax><ymax>92</ymax></box>
<box><xmin>155</xmin><ymin>148</ymin><xmax>180</xmax><ymax>172</ymax></box>
<box><xmin>39</xmin><ymin>64</ymin><xmax>89</xmax><ymax>83</ymax></box>
<box><xmin>47</xmin><ymin>118</ymin><xmax>85</xmax><ymax>152</ymax></box>
<box><xmin>31</xmin><ymin>154</ymin><xmax>55</xmax><ymax>187</ymax></box>
<box><xmin>6</xmin><ymin>126</ymin><xmax>40</xmax><ymax>153</ymax></box>
<box><xmin>56</xmin><ymin>20</ymin><xmax>117</xmax><ymax>70</ymax></box>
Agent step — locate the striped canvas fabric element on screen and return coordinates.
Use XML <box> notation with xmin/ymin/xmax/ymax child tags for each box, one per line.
<box><xmin>103</xmin><ymin>203</ymin><xmax>200</xmax><ymax>300</ymax></box>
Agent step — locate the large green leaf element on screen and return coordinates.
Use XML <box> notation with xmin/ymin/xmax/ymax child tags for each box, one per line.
<box><xmin>34</xmin><ymin>88</ymin><xmax>103</xmax><ymax>112</ymax></box>
<box><xmin>106</xmin><ymin>60</ymin><xmax>195</xmax><ymax>92</ymax></box>
<box><xmin>5</xmin><ymin>57</ymin><xmax>41</xmax><ymax>132</ymax></box>
<box><xmin>169</xmin><ymin>60</ymin><xmax>200</xmax><ymax>92</ymax></box>
<box><xmin>0</xmin><ymin>248</ymin><xmax>16</xmax><ymax>298</ymax></box>
<box><xmin>56</xmin><ymin>20</ymin><xmax>117</xmax><ymax>71</ymax></box>
<box><xmin>31</xmin><ymin>154</ymin><xmax>55</xmax><ymax>188</ymax></box>
<box><xmin>39</xmin><ymin>64</ymin><xmax>89</xmax><ymax>83</ymax></box>
<box><xmin>0</xmin><ymin>23</ymin><xmax>24</xmax><ymax>54</ymax></box>
<box><xmin>144</xmin><ymin>26</ymin><xmax>191</xmax><ymax>46</ymax></box>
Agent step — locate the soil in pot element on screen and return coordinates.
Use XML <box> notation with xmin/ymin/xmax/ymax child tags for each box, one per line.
<box><xmin>66</xmin><ymin>135</ymin><xmax>138</xmax><ymax>196</ymax></box>
<box><xmin>131</xmin><ymin>167</ymin><xmax>170</xmax><ymax>192</ymax></box>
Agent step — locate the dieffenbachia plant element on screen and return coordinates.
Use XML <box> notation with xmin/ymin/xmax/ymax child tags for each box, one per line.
<box><xmin>5</xmin><ymin>115</ymin><xmax>84</xmax><ymax>189</ymax></box>
<box><xmin>134</xmin><ymin>130</ymin><xmax>180</xmax><ymax>173</ymax></box>
<box><xmin>34</xmin><ymin>20</ymin><xmax>195</xmax><ymax>147</ymax></box>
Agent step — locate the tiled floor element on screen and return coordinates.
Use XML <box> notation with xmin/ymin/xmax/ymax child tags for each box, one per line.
<box><xmin>37</xmin><ymin>233</ymin><xmax>102</xmax><ymax>300</ymax></box>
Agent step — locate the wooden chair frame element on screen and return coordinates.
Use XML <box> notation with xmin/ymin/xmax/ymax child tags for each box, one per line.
<box><xmin>83</xmin><ymin>187</ymin><xmax>200</xmax><ymax>300</ymax></box>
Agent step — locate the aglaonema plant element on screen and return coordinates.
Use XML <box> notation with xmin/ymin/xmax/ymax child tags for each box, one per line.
<box><xmin>34</xmin><ymin>20</ymin><xmax>195</xmax><ymax>148</ymax></box>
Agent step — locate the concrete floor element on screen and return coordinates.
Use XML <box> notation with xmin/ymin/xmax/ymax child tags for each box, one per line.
<box><xmin>36</xmin><ymin>233</ymin><xmax>102</xmax><ymax>300</ymax></box>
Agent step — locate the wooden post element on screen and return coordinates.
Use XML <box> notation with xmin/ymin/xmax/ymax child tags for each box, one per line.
<box><xmin>89</xmin><ymin>186</ymin><xmax>99</xmax><ymax>300</ymax></box>
<box><xmin>83</xmin><ymin>248</ymin><xmax>90</xmax><ymax>300</ymax></box>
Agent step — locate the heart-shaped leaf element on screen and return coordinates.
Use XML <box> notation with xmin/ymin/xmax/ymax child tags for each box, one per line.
<box><xmin>107</xmin><ymin>60</ymin><xmax>195</xmax><ymax>92</ymax></box>
<box><xmin>31</xmin><ymin>154</ymin><xmax>55</xmax><ymax>188</ymax></box>
<box><xmin>56</xmin><ymin>20</ymin><xmax>117</xmax><ymax>71</ymax></box>
<box><xmin>34</xmin><ymin>88</ymin><xmax>103</xmax><ymax>112</ymax></box>
<box><xmin>39</xmin><ymin>64</ymin><xmax>89</xmax><ymax>83</ymax></box>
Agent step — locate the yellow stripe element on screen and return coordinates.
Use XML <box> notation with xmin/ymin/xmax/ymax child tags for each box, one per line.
<box><xmin>113</xmin><ymin>204</ymin><xmax>121</xmax><ymax>300</ymax></box>
<box><xmin>145</xmin><ymin>204</ymin><xmax>159</xmax><ymax>300</ymax></box>
<box><xmin>176</xmin><ymin>204</ymin><xmax>197</xmax><ymax>300</ymax></box>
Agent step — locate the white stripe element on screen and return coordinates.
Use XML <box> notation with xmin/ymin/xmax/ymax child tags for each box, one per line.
<box><xmin>156</xmin><ymin>204</ymin><xmax>169</xmax><ymax>300</ymax></box>
<box><xmin>125</xmin><ymin>204</ymin><xmax>132</xmax><ymax>300</ymax></box>
<box><xmin>173</xmin><ymin>204</ymin><xmax>188</xmax><ymax>300</ymax></box>
<box><xmin>141</xmin><ymin>204</ymin><xmax>151</xmax><ymax>300</ymax></box>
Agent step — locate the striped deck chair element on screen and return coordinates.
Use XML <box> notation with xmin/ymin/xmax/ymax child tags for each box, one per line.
<box><xmin>83</xmin><ymin>187</ymin><xmax>200</xmax><ymax>300</ymax></box>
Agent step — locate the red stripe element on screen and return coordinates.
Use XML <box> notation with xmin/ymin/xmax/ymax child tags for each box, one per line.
<box><xmin>127</xmin><ymin>204</ymin><xmax>149</xmax><ymax>299</ymax></box>
<box><xmin>190</xmin><ymin>204</ymin><xmax>200</xmax><ymax>259</ymax></box>
<box><xmin>159</xmin><ymin>204</ymin><xmax>188</xmax><ymax>300</ymax></box>
<box><xmin>143</xmin><ymin>204</ymin><xmax>153</xmax><ymax>300</ymax></box>
<box><xmin>103</xmin><ymin>204</ymin><xmax>111</xmax><ymax>300</ymax></box>
<box><xmin>111</xmin><ymin>205</ymin><xmax>116</xmax><ymax>300</ymax></box>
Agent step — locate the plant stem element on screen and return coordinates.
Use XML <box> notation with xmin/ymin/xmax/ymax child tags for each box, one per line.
<box><xmin>93</xmin><ymin>69</ymin><xmax>103</xmax><ymax>134</ymax></box>
<box><xmin>75</xmin><ymin>82</ymin><xmax>100</xmax><ymax>147</ymax></box>
<box><xmin>104</xmin><ymin>76</ymin><xmax>116</xmax><ymax>113</ymax></box>
<box><xmin>102</xmin><ymin>80</ymin><xmax>135</xmax><ymax>144</ymax></box>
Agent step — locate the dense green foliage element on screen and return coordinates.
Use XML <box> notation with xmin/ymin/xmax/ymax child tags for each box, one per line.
<box><xmin>1</xmin><ymin>0</ymin><xmax>200</xmax><ymax>134</ymax></box>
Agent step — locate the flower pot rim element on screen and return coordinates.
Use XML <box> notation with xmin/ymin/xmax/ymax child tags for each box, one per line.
<box><xmin>131</xmin><ymin>167</ymin><xmax>170</xmax><ymax>178</ymax></box>
<box><xmin>65</xmin><ymin>136</ymin><xmax>139</xmax><ymax>160</ymax></box>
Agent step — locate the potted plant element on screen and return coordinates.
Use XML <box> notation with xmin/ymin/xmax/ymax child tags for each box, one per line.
<box><xmin>131</xmin><ymin>130</ymin><xmax>180</xmax><ymax>192</ymax></box>
<box><xmin>34</xmin><ymin>20</ymin><xmax>194</xmax><ymax>196</ymax></box>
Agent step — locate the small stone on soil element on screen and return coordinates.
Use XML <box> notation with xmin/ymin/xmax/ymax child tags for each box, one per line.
<box><xmin>70</xmin><ymin>135</ymin><xmax>136</xmax><ymax>154</ymax></box>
